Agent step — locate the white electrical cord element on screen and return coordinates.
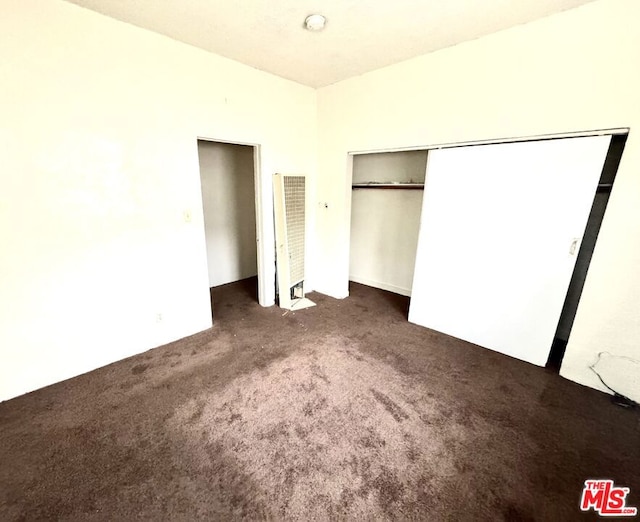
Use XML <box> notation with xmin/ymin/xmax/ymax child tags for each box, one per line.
<box><xmin>589</xmin><ymin>351</ymin><xmax>640</xmax><ymax>408</ymax></box>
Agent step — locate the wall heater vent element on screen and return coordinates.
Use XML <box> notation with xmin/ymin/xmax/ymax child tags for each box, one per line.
<box><xmin>273</xmin><ymin>173</ymin><xmax>315</xmax><ymax>310</ymax></box>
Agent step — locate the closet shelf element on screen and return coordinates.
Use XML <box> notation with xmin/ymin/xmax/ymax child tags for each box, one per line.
<box><xmin>351</xmin><ymin>183</ymin><xmax>424</xmax><ymax>190</ymax></box>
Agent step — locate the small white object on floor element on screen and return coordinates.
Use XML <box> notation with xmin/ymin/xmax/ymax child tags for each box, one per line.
<box><xmin>288</xmin><ymin>297</ymin><xmax>316</xmax><ymax>311</ymax></box>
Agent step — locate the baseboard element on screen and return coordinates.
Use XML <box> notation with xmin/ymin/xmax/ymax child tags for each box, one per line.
<box><xmin>310</xmin><ymin>284</ymin><xmax>349</xmax><ymax>300</ymax></box>
<box><xmin>348</xmin><ymin>276</ymin><xmax>412</xmax><ymax>297</ymax></box>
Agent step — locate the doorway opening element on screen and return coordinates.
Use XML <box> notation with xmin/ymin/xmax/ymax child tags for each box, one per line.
<box><xmin>546</xmin><ymin>133</ymin><xmax>628</xmax><ymax>370</ymax></box>
<box><xmin>197</xmin><ymin>139</ymin><xmax>260</xmax><ymax>320</ymax></box>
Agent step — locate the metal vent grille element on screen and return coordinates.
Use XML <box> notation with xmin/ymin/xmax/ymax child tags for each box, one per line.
<box><xmin>283</xmin><ymin>176</ymin><xmax>305</xmax><ymax>285</ymax></box>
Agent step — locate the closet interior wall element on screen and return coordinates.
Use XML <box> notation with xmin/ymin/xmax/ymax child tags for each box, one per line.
<box><xmin>349</xmin><ymin>150</ymin><xmax>428</xmax><ymax>297</ymax></box>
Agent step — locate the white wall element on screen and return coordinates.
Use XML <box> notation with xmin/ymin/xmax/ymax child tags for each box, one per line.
<box><xmin>351</xmin><ymin>151</ymin><xmax>427</xmax><ymax>184</ymax></box>
<box><xmin>349</xmin><ymin>151</ymin><xmax>427</xmax><ymax>295</ymax></box>
<box><xmin>0</xmin><ymin>0</ymin><xmax>316</xmax><ymax>401</ymax></box>
<box><xmin>349</xmin><ymin>190</ymin><xmax>423</xmax><ymax>296</ymax></box>
<box><xmin>198</xmin><ymin>141</ymin><xmax>257</xmax><ymax>287</ymax></box>
<box><xmin>315</xmin><ymin>0</ymin><xmax>640</xmax><ymax>398</ymax></box>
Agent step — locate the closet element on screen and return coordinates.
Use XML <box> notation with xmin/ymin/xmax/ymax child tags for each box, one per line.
<box><xmin>349</xmin><ymin>150</ymin><xmax>428</xmax><ymax>296</ymax></box>
<box><xmin>348</xmin><ymin>132</ymin><xmax>625</xmax><ymax>368</ymax></box>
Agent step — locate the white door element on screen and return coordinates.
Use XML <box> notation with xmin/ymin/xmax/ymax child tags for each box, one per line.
<box><xmin>408</xmin><ymin>136</ymin><xmax>611</xmax><ymax>366</ymax></box>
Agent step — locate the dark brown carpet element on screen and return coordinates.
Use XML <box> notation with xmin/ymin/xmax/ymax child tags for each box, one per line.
<box><xmin>1</xmin><ymin>279</ymin><xmax>638</xmax><ymax>521</ymax></box>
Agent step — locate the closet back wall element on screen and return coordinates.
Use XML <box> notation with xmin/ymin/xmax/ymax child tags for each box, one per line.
<box><xmin>349</xmin><ymin>151</ymin><xmax>427</xmax><ymax>296</ymax></box>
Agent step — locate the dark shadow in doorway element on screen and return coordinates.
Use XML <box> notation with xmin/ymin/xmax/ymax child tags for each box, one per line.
<box><xmin>547</xmin><ymin>134</ymin><xmax>627</xmax><ymax>371</ymax></box>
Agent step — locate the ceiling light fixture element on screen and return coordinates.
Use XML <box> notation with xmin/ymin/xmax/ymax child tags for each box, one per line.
<box><xmin>304</xmin><ymin>14</ymin><xmax>326</xmax><ymax>32</ymax></box>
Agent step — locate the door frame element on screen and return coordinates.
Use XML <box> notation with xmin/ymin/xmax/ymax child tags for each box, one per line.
<box><xmin>197</xmin><ymin>137</ymin><xmax>269</xmax><ymax>307</ymax></box>
<box><xmin>348</xmin><ymin>127</ymin><xmax>629</xmax><ymax>156</ymax></box>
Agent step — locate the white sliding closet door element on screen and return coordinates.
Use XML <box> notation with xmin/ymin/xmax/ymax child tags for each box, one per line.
<box><xmin>408</xmin><ymin>136</ymin><xmax>611</xmax><ymax>366</ymax></box>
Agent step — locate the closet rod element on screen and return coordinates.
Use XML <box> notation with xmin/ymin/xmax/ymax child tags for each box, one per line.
<box><xmin>352</xmin><ymin>183</ymin><xmax>424</xmax><ymax>190</ymax></box>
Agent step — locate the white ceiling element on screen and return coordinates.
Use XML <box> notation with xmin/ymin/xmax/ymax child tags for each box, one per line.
<box><xmin>65</xmin><ymin>0</ymin><xmax>598</xmax><ymax>88</ymax></box>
